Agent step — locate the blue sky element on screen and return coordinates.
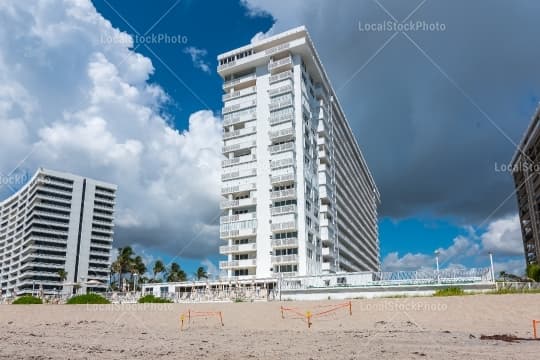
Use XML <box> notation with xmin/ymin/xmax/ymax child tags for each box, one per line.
<box><xmin>0</xmin><ymin>0</ymin><xmax>534</xmax><ymax>278</ymax></box>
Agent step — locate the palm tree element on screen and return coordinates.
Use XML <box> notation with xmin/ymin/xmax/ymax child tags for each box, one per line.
<box><xmin>196</xmin><ymin>266</ymin><xmax>208</xmax><ymax>281</ymax></box>
<box><xmin>166</xmin><ymin>262</ymin><xmax>187</xmax><ymax>282</ymax></box>
<box><xmin>153</xmin><ymin>260</ymin><xmax>165</xmax><ymax>282</ymax></box>
<box><xmin>57</xmin><ymin>269</ymin><xmax>68</xmax><ymax>282</ymax></box>
<box><xmin>131</xmin><ymin>256</ymin><xmax>147</xmax><ymax>290</ymax></box>
<box><xmin>113</xmin><ymin>247</ymin><xmax>135</xmax><ymax>291</ymax></box>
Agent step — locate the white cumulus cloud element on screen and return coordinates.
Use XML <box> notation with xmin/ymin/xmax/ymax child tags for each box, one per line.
<box><xmin>0</xmin><ymin>0</ymin><xmax>222</xmax><ymax>259</ymax></box>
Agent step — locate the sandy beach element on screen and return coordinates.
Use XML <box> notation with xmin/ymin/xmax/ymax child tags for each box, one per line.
<box><xmin>0</xmin><ymin>294</ymin><xmax>539</xmax><ymax>359</ymax></box>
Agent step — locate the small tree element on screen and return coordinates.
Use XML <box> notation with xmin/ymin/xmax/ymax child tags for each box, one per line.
<box><xmin>527</xmin><ymin>263</ymin><xmax>540</xmax><ymax>282</ymax></box>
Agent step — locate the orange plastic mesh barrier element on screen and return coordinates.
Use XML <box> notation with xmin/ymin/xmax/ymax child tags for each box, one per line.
<box><xmin>280</xmin><ymin>301</ymin><xmax>352</xmax><ymax>328</ymax></box>
<box><xmin>180</xmin><ymin>309</ymin><xmax>224</xmax><ymax>331</ymax></box>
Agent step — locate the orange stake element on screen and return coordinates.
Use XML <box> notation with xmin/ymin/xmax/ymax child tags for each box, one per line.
<box><xmin>349</xmin><ymin>301</ymin><xmax>352</xmax><ymax>316</ymax></box>
<box><xmin>534</xmin><ymin>320</ymin><xmax>538</xmax><ymax>339</ymax></box>
<box><xmin>281</xmin><ymin>306</ymin><xmax>284</xmax><ymax>319</ymax></box>
<box><xmin>180</xmin><ymin>314</ymin><xmax>185</xmax><ymax>331</ymax></box>
<box><xmin>219</xmin><ymin>311</ymin><xmax>224</xmax><ymax>326</ymax></box>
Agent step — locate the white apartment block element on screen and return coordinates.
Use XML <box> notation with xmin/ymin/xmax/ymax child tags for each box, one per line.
<box><xmin>218</xmin><ymin>26</ymin><xmax>380</xmax><ymax>280</ymax></box>
<box><xmin>0</xmin><ymin>168</ymin><xmax>117</xmax><ymax>296</ymax></box>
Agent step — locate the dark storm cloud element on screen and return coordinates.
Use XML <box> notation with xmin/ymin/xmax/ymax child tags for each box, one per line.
<box><xmin>248</xmin><ymin>0</ymin><xmax>540</xmax><ymax>224</ymax></box>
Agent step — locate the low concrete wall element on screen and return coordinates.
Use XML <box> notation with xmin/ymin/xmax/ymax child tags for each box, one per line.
<box><xmin>280</xmin><ymin>283</ymin><xmax>495</xmax><ymax>301</ymax></box>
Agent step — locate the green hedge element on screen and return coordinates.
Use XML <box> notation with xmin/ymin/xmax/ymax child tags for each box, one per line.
<box><xmin>12</xmin><ymin>296</ymin><xmax>43</xmax><ymax>304</ymax></box>
<box><xmin>433</xmin><ymin>287</ymin><xmax>465</xmax><ymax>297</ymax></box>
<box><xmin>66</xmin><ymin>293</ymin><xmax>110</xmax><ymax>304</ymax></box>
<box><xmin>138</xmin><ymin>295</ymin><xmax>172</xmax><ymax>303</ymax></box>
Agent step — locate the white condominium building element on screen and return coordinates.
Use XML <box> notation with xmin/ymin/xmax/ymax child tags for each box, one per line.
<box><xmin>218</xmin><ymin>26</ymin><xmax>380</xmax><ymax>280</ymax></box>
<box><xmin>0</xmin><ymin>168</ymin><xmax>117</xmax><ymax>296</ymax></box>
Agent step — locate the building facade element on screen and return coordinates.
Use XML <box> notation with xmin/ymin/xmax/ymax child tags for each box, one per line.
<box><xmin>512</xmin><ymin>104</ymin><xmax>540</xmax><ymax>266</ymax></box>
<box><xmin>0</xmin><ymin>168</ymin><xmax>117</xmax><ymax>296</ymax></box>
<box><xmin>218</xmin><ymin>26</ymin><xmax>380</xmax><ymax>280</ymax></box>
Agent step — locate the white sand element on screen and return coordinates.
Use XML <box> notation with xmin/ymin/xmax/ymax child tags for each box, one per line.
<box><xmin>1</xmin><ymin>294</ymin><xmax>539</xmax><ymax>359</ymax></box>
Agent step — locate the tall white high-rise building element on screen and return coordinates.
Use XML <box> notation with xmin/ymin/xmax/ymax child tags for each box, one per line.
<box><xmin>218</xmin><ymin>26</ymin><xmax>380</xmax><ymax>280</ymax></box>
<box><xmin>0</xmin><ymin>168</ymin><xmax>117</xmax><ymax>296</ymax></box>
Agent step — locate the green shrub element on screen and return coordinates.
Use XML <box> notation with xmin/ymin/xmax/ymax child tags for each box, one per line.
<box><xmin>488</xmin><ymin>287</ymin><xmax>540</xmax><ymax>295</ymax></box>
<box><xmin>66</xmin><ymin>293</ymin><xmax>110</xmax><ymax>304</ymax></box>
<box><xmin>433</xmin><ymin>287</ymin><xmax>465</xmax><ymax>297</ymax></box>
<box><xmin>12</xmin><ymin>296</ymin><xmax>43</xmax><ymax>304</ymax></box>
<box><xmin>138</xmin><ymin>295</ymin><xmax>172</xmax><ymax>303</ymax></box>
<box><xmin>527</xmin><ymin>264</ymin><xmax>540</xmax><ymax>282</ymax></box>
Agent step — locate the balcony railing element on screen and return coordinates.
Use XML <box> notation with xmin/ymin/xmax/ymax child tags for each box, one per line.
<box><xmin>270</xmin><ymin>173</ymin><xmax>295</xmax><ymax>185</ymax></box>
<box><xmin>223</xmin><ymin>126</ymin><xmax>256</xmax><ymax>140</ymax></box>
<box><xmin>271</xmin><ymin>237</ymin><xmax>298</xmax><ymax>249</ymax></box>
<box><xmin>222</xmin><ymin>154</ymin><xmax>256</xmax><ymax>168</ymax></box>
<box><xmin>221</xmin><ymin>168</ymin><xmax>257</xmax><ymax>181</ymax></box>
<box><xmin>222</xmin><ymin>99</ymin><xmax>257</xmax><ymax>115</ymax></box>
<box><xmin>269</xmin><ymin>70</ymin><xmax>293</xmax><ymax>84</ymax></box>
<box><xmin>222</xmin><ymin>140</ymin><xmax>256</xmax><ymax>154</ymax></box>
<box><xmin>219</xmin><ymin>259</ymin><xmax>257</xmax><ymax>269</ymax></box>
<box><xmin>222</xmin><ymin>73</ymin><xmax>257</xmax><ymax>90</ymax></box>
<box><xmin>269</xmin><ymin>142</ymin><xmax>295</xmax><ymax>154</ymax></box>
<box><xmin>271</xmin><ymin>254</ymin><xmax>298</xmax><ymax>265</ymax></box>
<box><xmin>220</xmin><ymin>212</ymin><xmax>257</xmax><ymax>224</ymax></box>
<box><xmin>221</xmin><ymin>183</ymin><xmax>256</xmax><ymax>195</ymax></box>
<box><xmin>223</xmin><ymin>109</ymin><xmax>256</xmax><ymax>127</ymax></box>
<box><xmin>271</xmin><ymin>204</ymin><xmax>297</xmax><ymax>216</ymax></box>
<box><xmin>270</xmin><ymin>157</ymin><xmax>295</xmax><ymax>170</ymax></box>
<box><xmin>268</xmin><ymin>56</ymin><xmax>293</xmax><ymax>72</ymax></box>
<box><xmin>271</xmin><ymin>220</ymin><xmax>297</xmax><ymax>232</ymax></box>
<box><xmin>269</xmin><ymin>127</ymin><xmax>295</xmax><ymax>141</ymax></box>
<box><xmin>222</xmin><ymin>86</ymin><xmax>256</xmax><ymax>101</ymax></box>
<box><xmin>269</xmin><ymin>97</ymin><xmax>294</xmax><ymax>111</ymax></box>
<box><xmin>268</xmin><ymin>83</ymin><xmax>293</xmax><ymax>97</ymax></box>
<box><xmin>269</xmin><ymin>112</ymin><xmax>294</xmax><ymax>126</ymax></box>
<box><xmin>270</xmin><ymin>189</ymin><xmax>296</xmax><ymax>201</ymax></box>
<box><xmin>220</xmin><ymin>197</ymin><xmax>257</xmax><ymax>209</ymax></box>
<box><xmin>219</xmin><ymin>243</ymin><xmax>257</xmax><ymax>254</ymax></box>
<box><xmin>220</xmin><ymin>227</ymin><xmax>257</xmax><ymax>239</ymax></box>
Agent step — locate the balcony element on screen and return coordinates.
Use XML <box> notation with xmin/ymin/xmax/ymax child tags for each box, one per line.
<box><xmin>222</xmin><ymin>86</ymin><xmax>256</xmax><ymax>101</ymax></box>
<box><xmin>268</xmin><ymin>83</ymin><xmax>293</xmax><ymax>97</ymax></box>
<box><xmin>269</xmin><ymin>70</ymin><xmax>293</xmax><ymax>84</ymax></box>
<box><xmin>322</xmin><ymin>247</ymin><xmax>335</xmax><ymax>258</ymax></box>
<box><xmin>219</xmin><ymin>259</ymin><xmax>257</xmax><ymax>269</ymax></box>
<box><xmin>222</xmin><ymin>140</ymin><xmax>256</xmax><ymax>154</ymax></box>
<box><xmin>271</xmin><ymin>254</ymin><xmax>298</xmax><ymax>265</ymax></box>
<box><xmin>221</xmin><ymin>183</ymin><xmax>256</xmax><ymax>195</ymax></box>
<box><xmin>223</xmin><ymin>109</ymin><xmax>256</xmax><ymax>127</ymax></box>
<box><xmin>220</xmin><ymin>226</ymin><xmax>257</xmax><ymax>239</ymax></box>
<box><xmin>270</xmin><ymin>173</ymin><xmax>295</xmax><ymax>185</ymax></box>
<box><xmin>222</xmin><ymin>73</ymin><xmax>256</xmax><ymax>91</ymax></box>
<box><xmin>271</xmin><ymin>237</ymin><xmax>298</xmax><ymax>249</ymax></box>
<box><xmin>222</xmin><ymin>99</ymin><xmax>257</xmax><ymax>115</ymax></box>
<box><xmin>269</xmin><ymin>110</ymin><xmax>295</xmax><ymax>126</ymax></box>
<box><xmin>270</xmin><ymin>157</ymin><xmax>295</xmax><ymax>170</ymax></box>
<box><xmin>223</xmin><ymin>126</ymin><xmax>256</xmax><ymax>140</ymax></box>
<box><xmin>271</xmin><ymin>204</ymin><xmax>297</xmax><ymax>216</ymax></box>
<box><xmin>219</xmin><ymin>243</ymin><xmax>257</xmax><ymax>254</ymax></box>
<box><xmin>222</xmin><ymin>154</ymin><xmax>256</xmax><ymax>168</ymax></box>
<box><xmin>269</xmin><ymin>142</ymin><xmax>295</xmax><ymax>155</ymax></box>
<box><xmin>221</xmin><ymin>168</ymin><xmax>257</xmax><ymax>181</ymax></box>
<box><xmin>271</xmin><ymin>220</ymin><xmax>297</xmax><ymax>232</ymax></box>
<box><xmin>220</xmin><ymin>197</ymin><xmax>257</xmax><ymax>209</ymax></box>
<box><xmin>319</xmin><ymin>185</ymin><xmax>333</xmax><ymax>199</ymax></box>
<box><xmin>269</xmin><ymin>97</ymin><xmax>294</xmax><ymax>111</ymax></box>
<box><xmin>269</xmin><ymin>127</ymin><xmax>295</xmax><ymax>142</ymax></box>
<box><xmin>220</xmin><ymin>212</ymin><xmax>257</xmax><ymax>224</ymax></box>
<box><xmin>268</xmin><ymin>56</ymin><xmax>293</xmax><ymax>72</ymax></box>
<box><xmin>270</xmin><ymin>188</ymin><xmax>296</xmax><ymax>201</ymax></box>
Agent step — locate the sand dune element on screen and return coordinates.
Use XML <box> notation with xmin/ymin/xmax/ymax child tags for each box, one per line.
<box><xmin>0</xmin><ymin>294</ymin><xmax>539</xmax><ymax>359</ymax></box>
